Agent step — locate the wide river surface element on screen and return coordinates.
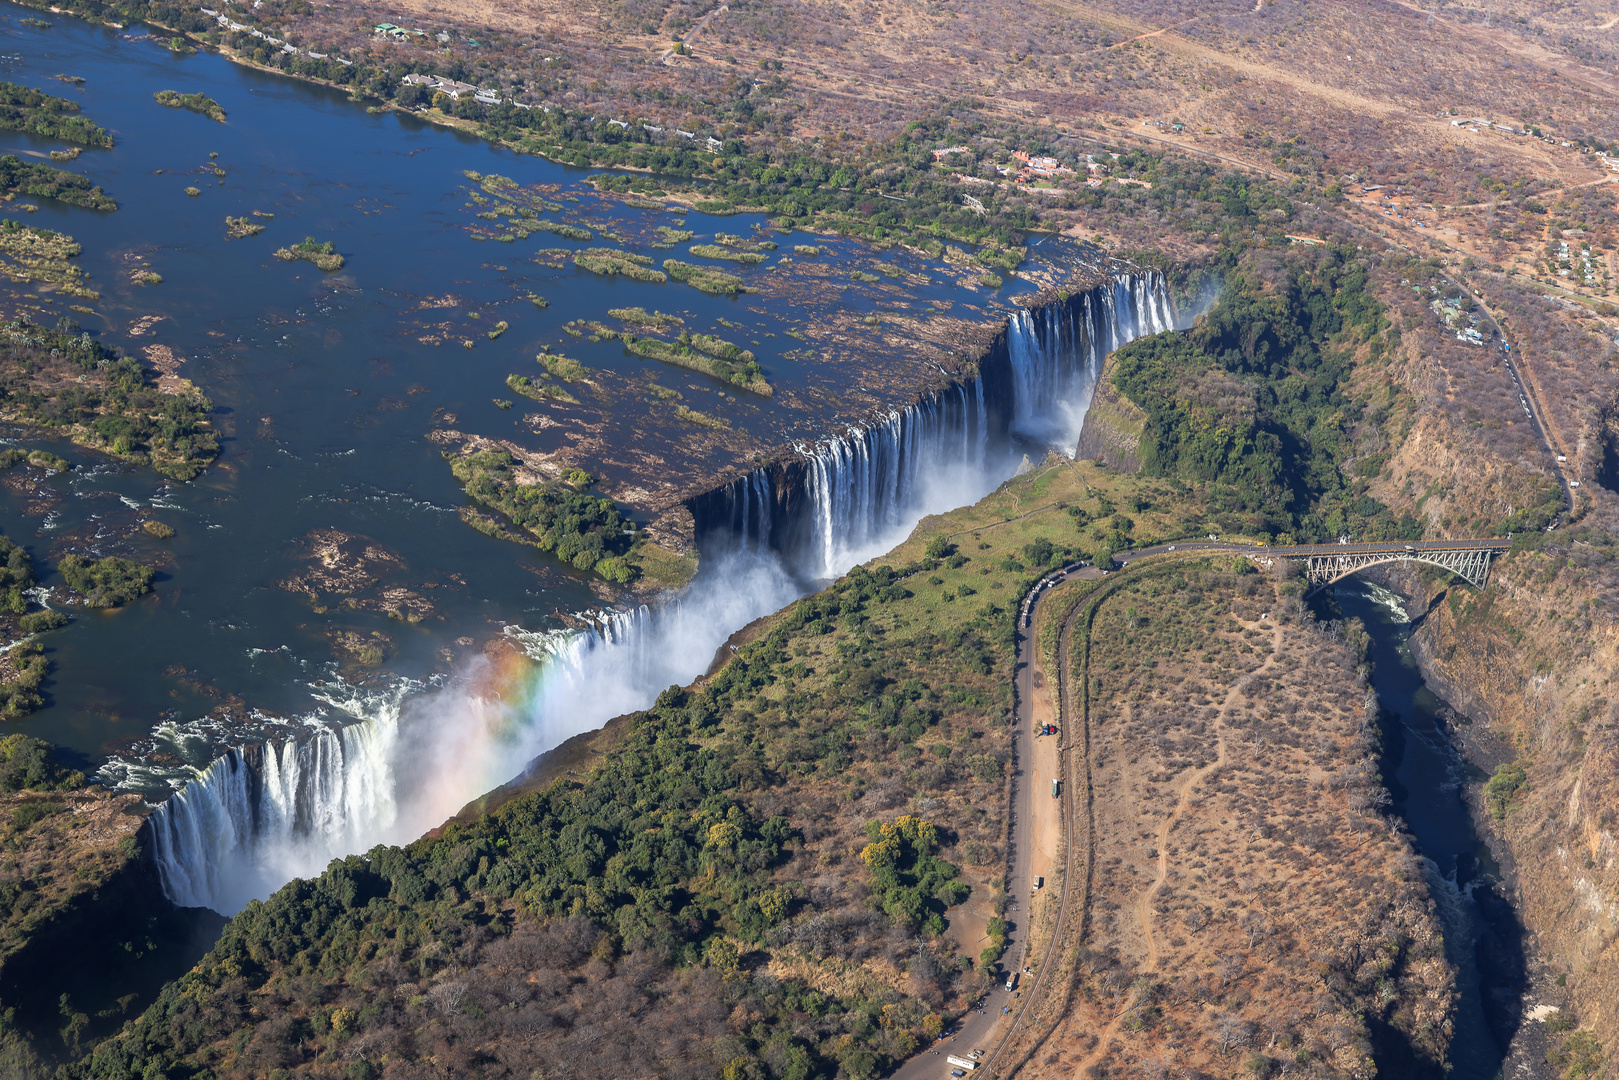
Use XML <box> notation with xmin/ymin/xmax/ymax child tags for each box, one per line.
<box><xmin>0</xmin><ymin>3</ymin><xmax>1042</xmax><ymax>813</ymax></box>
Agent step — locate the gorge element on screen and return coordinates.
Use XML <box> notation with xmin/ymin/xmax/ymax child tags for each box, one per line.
<box><xmin>146</xmin><ymin>272</ymin><xmax>1180</xmax><ymax>915</ymax></box>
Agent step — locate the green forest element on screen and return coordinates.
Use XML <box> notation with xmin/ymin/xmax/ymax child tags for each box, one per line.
<box><xmin>0</xmin><ymin>81</ymin><xmax>112</xmax><ymax>147</ymax></box>
<box><xmin>1109</xmin><ymin>245</ymin><xmax>1424</xmax><ymax>545</ymax></box>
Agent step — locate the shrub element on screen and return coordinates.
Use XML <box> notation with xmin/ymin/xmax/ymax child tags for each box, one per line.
<box><xmin>18</xmin><ymin>610</ymin><xmax>66</xmax><ymax>634</ymax></box>
<box><xmin>0</xmin><ymin>734</ymin><xmax>81</xmax><ymax>792</ymax></box>
<box><xmin>57</xmin><ymin>553</ymin><xmax>155</xmax><ymax>607</ymax></box>
<box><xmin>1484</xmin><ymin>762</ymin><xmax>1527</xmax><ymax>818</ymax></box>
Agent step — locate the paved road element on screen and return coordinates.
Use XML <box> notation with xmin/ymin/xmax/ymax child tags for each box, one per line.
<box><xmin>891</xmin><ymin>537</ymin><xmax>1513</xmax><ymax>1079</ymax></box>
<box><xmin>892</xmin><ymin>571</ymin><xmax>1077</xmax><ymax>1080</ymax></box>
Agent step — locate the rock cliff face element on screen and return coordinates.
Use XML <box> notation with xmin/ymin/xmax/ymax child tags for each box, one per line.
<box><xmin>0</xmin><ymin>789</ymin><xmax>224</xmax><ymax>1071</ymax></box>
<box><xmin>1371</xmin><ymin>545</ymin><xmax>1619</xmax><ymax>1070</ymax></box>
<box><xmin>1072</xmin><ymin>352</ymin><xmax>1145</xmax><ymax>472</ymax></box>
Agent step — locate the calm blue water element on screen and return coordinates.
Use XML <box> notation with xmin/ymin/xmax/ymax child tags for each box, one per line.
<box><xmin>0</xmin><ymin>3</ymin><xmax>1029</xmax><ymax>781</ymax></box>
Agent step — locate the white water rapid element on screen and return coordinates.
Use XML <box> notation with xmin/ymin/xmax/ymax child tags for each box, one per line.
<box><xmin>145</xmin><ymin>272</ymin><xmax>1175</xmax><ymax>914</ymax></box>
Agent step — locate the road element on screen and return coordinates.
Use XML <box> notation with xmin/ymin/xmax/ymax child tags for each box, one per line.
<box><xmin>891</xmin><ymin>535</ymin><xmax>1515</xmax><ymax>1079</ymax></box>
<box><xmin>890</xmin><ymin>567</ymin><xmax>1082</xmax><ymax>1080</ymax></box>
<box><xmin>660</xmin><ymin>4</ymin><xmax>728</xmax><ymax>65</ymax></box>
<box><xmin>1325</xmin><ymin>206</ymin><xmax>1582</xmax><ymax>521</ymax></box>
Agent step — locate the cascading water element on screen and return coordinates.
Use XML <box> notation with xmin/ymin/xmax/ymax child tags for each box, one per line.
<box><xmin>144</xmin><ymin>271</ymin><xmax>1175</xmax><ymax>915</ymax></box>
<box><xmin>696</xmin><ymin>270</ymin><xmax>1177</xmax><ymax>578</ymax></box>
<box><xmin>1007</xmin><ymin>269</ymin><xmax>1176</xmax><ymax>451</ymax></box>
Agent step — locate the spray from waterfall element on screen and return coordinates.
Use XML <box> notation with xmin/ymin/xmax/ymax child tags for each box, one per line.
<box><xmin>144</xmin><ymin>270</ymin><xmax>1176</xmax><ymax>914</ymax></box>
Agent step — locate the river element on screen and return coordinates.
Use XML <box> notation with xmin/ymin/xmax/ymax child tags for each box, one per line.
<box><xmin>1335</xmin><ymin>581</ymin><xmax>1522</xmax><ymax>1080</ymax></box>
<box><xmin>3</xmin><ymin>2</ymin><xmax>1179</xmax><ymax>915</ymax></box>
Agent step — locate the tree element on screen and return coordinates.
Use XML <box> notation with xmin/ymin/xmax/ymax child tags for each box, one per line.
<box><xmin>56</xmin><ymin>554</ymin><xmax>154</xmax><ymax>607</ymax></box>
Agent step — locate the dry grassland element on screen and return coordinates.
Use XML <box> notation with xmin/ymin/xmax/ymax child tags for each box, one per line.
<box><xmin>1002</xmin><ymin>561</ymin><xmax>1453</xmax><ymax>1079</ymax></box>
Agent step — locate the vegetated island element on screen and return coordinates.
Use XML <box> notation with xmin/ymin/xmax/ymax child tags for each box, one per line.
<box><xmin>569</xmin><ymin>319</ymin><xmax>771</xmax><ymax>396</ymax></box>
<box><xmin>0</xmin><ymin>221</ymin><xmax>99</xmax><ymax>299</ymax></box>
<box><xmin>223</xmin><ymin>215</ymin><xmax>264</xmax><ymax>238</ymax></box>
<box><xmin>0</xmin><ymin>155</ymin><xmax>116</xmax><ymax>212</ymax></box>
<box><xmin>273</xmin><ymin>236</ymin><xmax>344</xmax><ymax>271</ymax></box>
<box><xmin>663</xmin><ymin>259</ymin><xmax>747</xmax><ymax>296</ymax></box>
<box><xmin>152</xmin><ymin>89</ymin><xmax>226</xmax><ymax>123</ymax></box>
<box><xmin>446</xmin><ymin>449</ymin><xmax>640</xmax><ymax>584</ymax></box>
<box><xmin>0</xmin><ymin>317</ymin><xmax>219</xmax><ymax>480</ymax></box>
<box><xmin>572</xmin><ymin>247</ymin><xmax>666</xmax><ymax>283</ymax></box>
<box><xmin>58</xmin><ymin>553</ymin><xmax>155</xmax><ymax>608</ymax></box>
<box><xmin>0</xmin><ymin>81</ymin><xmax>113</xmax><ymax>147</ymax></box>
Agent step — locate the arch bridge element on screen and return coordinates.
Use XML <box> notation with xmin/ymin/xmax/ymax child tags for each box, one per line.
<box><xmin>1257</xmin><ymin>539</ymin><xmax>1511</xmax><ymax>594</ymax></box>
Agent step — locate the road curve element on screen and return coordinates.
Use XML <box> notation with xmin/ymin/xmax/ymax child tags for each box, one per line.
<box><xmin>892</xmin><ymin>536</ymin><xmax>1514</xmax><ymax>1078</ymax></box>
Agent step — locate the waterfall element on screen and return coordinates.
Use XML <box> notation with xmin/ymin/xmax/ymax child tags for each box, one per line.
<box><xmin>142</xmin><ymin>270</ymin><xmax>1174</xmax><ymax>915</ymax></box>
<box><xmin>1007</xmin><ymin>268</ymin><xmax>1175</xmax><ymax>452</ymax></box>
<box><xmin>695</xmin><ymin>270</ymin><xmax>1176</xmax><ymax>577</ymax></box>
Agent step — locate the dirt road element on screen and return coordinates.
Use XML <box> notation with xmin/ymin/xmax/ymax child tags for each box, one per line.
<box><xmin>890</xmin><ymin>571</ymin><xmax>1078</xmax><ymax>1079</ymax></box>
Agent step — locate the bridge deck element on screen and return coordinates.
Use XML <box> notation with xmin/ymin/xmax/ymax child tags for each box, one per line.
<box><xmin>1259</xmin><ymin>539</ymin><xmax>1510</xmax><ymax>558</ymax></box>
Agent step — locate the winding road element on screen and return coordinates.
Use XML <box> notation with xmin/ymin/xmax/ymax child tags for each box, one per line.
<box><xmin>894</xmin><ymin>535</ymin><xmax>1512</xmax><ymax>1080</ymax></box>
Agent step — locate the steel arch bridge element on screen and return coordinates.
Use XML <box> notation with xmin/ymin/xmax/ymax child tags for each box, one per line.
<box><xmin>1254</xmin><ymin>539</ymin><xmax>1511</xmax><ymax>594</ymax></box>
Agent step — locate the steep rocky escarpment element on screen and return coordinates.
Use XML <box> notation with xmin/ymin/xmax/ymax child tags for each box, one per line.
<box><xmin>1072</xmin><ymin>352</ymin><xmax>1146</xmax><ymax>472</ymax></box>
<box><xmin>0</xmin><ymin>785</ymin><xmax>223</xmax><ymax>1073</ymax></box>
<box><xmin>1356</xmin><ymin>260</ymin><xmax>1619</xmax><ymax>1074</ymax></box>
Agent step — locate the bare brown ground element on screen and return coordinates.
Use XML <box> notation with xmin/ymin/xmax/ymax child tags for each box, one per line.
<box><xmin>1019</xmin><ymin>563</ymin><xmax>1454</xmax><ymax>1079</ymax></box>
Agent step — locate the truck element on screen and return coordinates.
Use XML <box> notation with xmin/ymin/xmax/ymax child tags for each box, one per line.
<box><xmin>946</xmin><ymin>1056</ymin><xmax>978</xmax><ymax>1071</ymax></box>
<box><xmin>1004</xmin><ymin>972</ymin><xmax>1018</xmax><ymax>992</ymax></box>
<box><xmin>1032</xmin><ymin>875</ymin><xmax>1043</xmax><ymax>893</ymax></box>
<box><xmin>1051</xmin><ymin>779</ymin><xmax>1060</xmax><ymax>799</ymax></box>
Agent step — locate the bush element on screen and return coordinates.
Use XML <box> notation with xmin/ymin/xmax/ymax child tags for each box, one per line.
<box><xmin>860</xmin><ymin>816</ymin><xmax>967</xmax><ymax>934</ymax></box>
<box><xmin>57</xmin><ymin>553</ymin><xmax>155</xmax><ymax>607</ymax></box>
<box><xmin>1484</xmin><ymin>762</ymin><xmax>1527</xmax><ymax>818</ymax></box>
<box><xmin>0</xmin><ymin>734</ymin><xmax>81</xmax><ymax>792</ymax></box>
<box><xmin>18</xmin><ymin>610</ymin><xmax>66</xmax><ymax>634</ymax></box>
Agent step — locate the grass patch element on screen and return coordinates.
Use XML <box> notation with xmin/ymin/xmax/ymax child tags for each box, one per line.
<box><xmin>674</xmin><ymin>404</ymin><xmax>729</xmax><ymax>429</ymax></box>
<box><xmin>506</xmin><ymin>374</ymin><xmax>578</xmax><ymax>405</ymax></box>
<box><xmin>607</xmin><ymin>307</ymin><xmax>684</xmax><ymax>328</ymax></box>
<box><xmin>522</xmin><ymin>219</ymin><xmax>593</xmax><ymax>241</ymax></box>
<box><xmin>152</xmin><ymin>89</ymin><xmax>226</xmax><ymax>123</ymax></box>
<box><xmin>656</xmin><ymin>226</ymin><xmax>695</xmax><ymax>244</ymax></box>
<box><xmin>537</xmin><ymin>350</ymin><xmax>587</xmax><ymax>381</ymax></box>
<box><xmin>0</xmin><ymin>221</ymin><xmax>97</xmax><ymax>298</ymax></box>
<box><xmin>688</xmin><ymin>243</ymin><xmax>768</xmax><ymax>264</ymax></box>
<box><xmin>620</xmin><ymin>332</ymin><xmax>771</xmax><ymax>396</ymax></box>
<box><xmin>664</xmin><ymin>259</ymin><xmax>747</xmax><ymax>296</ymax></box>
<box><xmin>575</xmin><ymin>248</ymin><xmax>667</xmax><ymax>282</ymax></box>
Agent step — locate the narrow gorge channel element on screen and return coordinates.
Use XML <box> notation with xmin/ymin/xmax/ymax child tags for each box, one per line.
<box><xmin>147</xmin><ymin>272</ymin><xmax>1178</xmax><ymax>915</ymax></box>
<box><xmin>1335</xmin><ymin>582</ymin><xmax>1529</xmax><ymax>1080</ymax></box>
